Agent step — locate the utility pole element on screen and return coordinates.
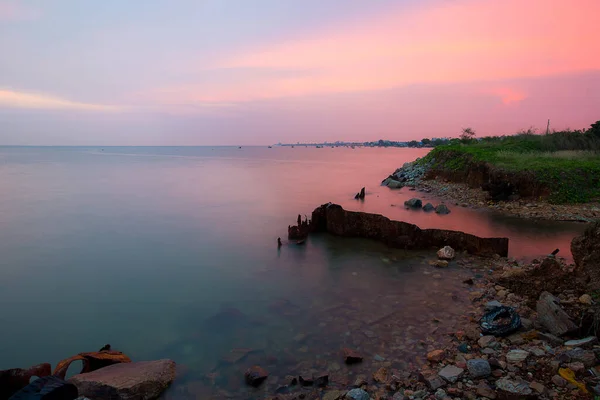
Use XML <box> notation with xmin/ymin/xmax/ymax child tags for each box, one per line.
<box><xmin>546</xmin><ymin>119</ymin><xmax>550</xmax><ymax>135</ymax></box>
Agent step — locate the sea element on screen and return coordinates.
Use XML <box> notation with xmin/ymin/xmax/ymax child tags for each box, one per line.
<box><xmin>0</xmin><ymin>146</ymin><xmax>584</xmax><ymax>398</ymax></box>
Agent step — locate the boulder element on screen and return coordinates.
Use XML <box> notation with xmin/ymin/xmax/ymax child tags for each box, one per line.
<box><xmin>244</xmin><ymin>366</ymin><xmax>268</xmax><ymax>387</ymax></box>
<box><xmin>437</xmin><ymin>246</ymin><xmax>455</xmax><ymax>260</ymax></box>
<box><xmin>435</xmin><ymin>204</ymin><xmax>451</xmax><ymax>214</ymax></box>
<box><xmin>0</xmin><ymin>363</ymin><xmax>52</xmax><ymax>399</ymax></box>
<box><xmin>404</xmin><ymin>198</ymin><xmax>422</xmax><ymax>208</ymax></box>
<box><xmin>423</xmin><ymin>203</ymin><xmax>435</xmax><ymax>212</ymax></box>
<box><xmin>572</xmin><ymin>222</ymin><xmax>600</xmax><ymax>290</ymax></box>
<box><xmin>69</xmin><ymin>359</ymin><xmax>176</xmax><ymax>400</ymax></box>
<box><xmin>308</xmin><ymin>203</ymin><xmax>508</xmax><ymax>256</ymax></box>
<box><xmin>386</xmin><ymin>180</ymin><xmax>403</xmax><ymax>189</ymax></box>
<box><xmin>536</xmin><ymin>291</ymin><xmax>577</xmax><ymax>336</ymax></box>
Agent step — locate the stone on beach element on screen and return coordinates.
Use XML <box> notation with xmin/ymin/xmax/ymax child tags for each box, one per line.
<box><xmin>69</xmin><ymin>359</ymin><xmax>176</xmax><ymax>400</ymax></box>
<box><xmin>437</xmin><ymin>365</ymin><xmax>464</xmax><ymax>383</ymax></box>
<box><xmin>467</xmin><ymin>359</ymin><xmax>491</xmax><ymax>378</ymax></box>
<box><xmin>342</xmin><ymin>348</ymin><xmax>363</xmax><ymax>364</ymax></box>
<box><xmin>495</xmin><ymin>377</ymin><xmax>532</xmax><ymax>397</ymax></box>
<box><xmin>536</xmin><ymin>291</ymin><xmax>578</xmax><ymax>336</ymax></box>
<box><xmin>427</xmin><ymin>350</ymin><xmax>445</xmax><ymax>362</ymax></box>
<box><xmin>437</xmin><ymin>246</ymin><xmax>455</xmax><ymax>260</ymax></box>
<box><xmin>506</xmin><ymin>349</ymin><xmax>529</xmax><ymax>363</ymax></box>
<box><xmin>423</xmin><ymin>203</ymin><xmax>435</xmax><ymax>211</ymax></box>
<box><xmin>404</xmin><ymin>198</ymin><xmax>422</xmax><ymax>208</ymax></box>
<box><xmin>345</xmin><ymin>388</ymin><xmax>370</xmax><ymax>400</ymax></box>
<box><xmin>435</xmin><ymin>204</ymin><xmax>451</xmax><ymax>214</ymax></box>
<box><xmin>244</xmin><ymin>365</ymin><xmax>269</xmax><ymax>387</ymax></box>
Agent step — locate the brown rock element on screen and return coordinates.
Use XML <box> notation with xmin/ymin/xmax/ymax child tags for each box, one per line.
<box><xmin>323</xmin><ymin>390</ymin><xmax>343</xmax><ymax>400</ymax></box>
<box><xmin>551</xmin><ymin>375</ymin><xmax>567</xmax><ymax>387</ymax></box>
<box><xmin>0</xmin><ymin>363</ymin><xmax>52</xmax><ymax>399</ymax></box>
<box><xmin>529</xmin><ymin>381</ymin><xmax>545</xmax><ymax>394</ymax></box>
<box><xmin>427</xmin><ymin>350</ymin><xmax>445</xmax><ymax>362</ymax></box>
<box><xmin>342</xmin><ymin>348</ymin><xmax>363</xmax><ymax>364</ymax></box>
<box><xmin>373</xmin><ymin>367</ymin><xmax>389</xmax><ymax>383</ymax></box>
<box><xmin>571</xmin><ymin>221</ymin><xmax>600</xmax><ymax>290</ymax></box>
<box><xmin>244</xmin><ymin>365</ymin><xmax>269</xmax><ymax>387</ymax></box>
<box><xmin>476</xmin><ymin>382</ymin><xmax>497</xmax><ymax>399</ymax></box>
<box><xmin>536</xmin><ymin>291</ymin><xmax>578</xmax><ymax>336</ymax></box>
<box><xmin>69</xmin><ymin>359</ymin><xmax>176</xmax><ymax>400</ymax></box>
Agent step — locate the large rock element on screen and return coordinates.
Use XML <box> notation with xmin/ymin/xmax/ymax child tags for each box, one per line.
<box><xmin>244</xmin><ymin>366</ymin><xmax>269</xmax><ymax>387</ymax></box>
<box><xmin>386</xmin><ymin>179</ymin><xmax>403</xmax><ymax>189</ymax></box>
<box><xmin>404</xmin><ymin>198</ymin><xmax>422</xmax><ymax>208</ymax></box>
<box><xmin>572</xmin><ymin>222</ymin><xmax>600</xmax><ymax>290</ymax></box>
<box><xmin>0</xmin><ymin>363</ymin><xmax>51</xmax><ymax>399</ymax></box>
<box><xmin>307</xmin><ymin>203</ymin><xmax>508</xmax><ymax>256</ymax></box>
<box><xmin>437</xmin><ymin>246</ymin><xmax>455</xmax><ymax>260</ymax></box>
<box><xmin>435</xmin><ymin>204</ymin><xmax>451</xmax><ymax>214</ymax></box>
<box><xmin>69</xmin><ymin>359</ymin><xmax>176</xmax><ymax>400</ymax></box>
<box><xmin>536</xmin><ymin>291</ymin><xmax>578</xmax><ymax>336</ymax></box>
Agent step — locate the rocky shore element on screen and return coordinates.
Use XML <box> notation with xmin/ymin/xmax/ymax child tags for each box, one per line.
<box><xmin>257</xmin><ymin>222</ymin><xmax>600</xmax><ymax>399</ymax></box>
<box><xmin>382</xmin><ymin>160</ymin><xmax>600</xmax><ymax>222</ymax></box>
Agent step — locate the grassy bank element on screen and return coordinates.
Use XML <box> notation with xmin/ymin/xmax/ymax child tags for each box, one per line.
<box><xmin>420</xmin><ymin>127</ymin><xmax>600</xmax><ymax>204</ymax></box>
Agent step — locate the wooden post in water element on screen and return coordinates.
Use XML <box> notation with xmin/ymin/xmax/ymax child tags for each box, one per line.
<box><xmin>546</xmin><ymin>119</ymin><xmax>550</xmax><ymax>135</ymax></box>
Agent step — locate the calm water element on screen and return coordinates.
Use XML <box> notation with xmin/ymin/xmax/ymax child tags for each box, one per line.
<box><xmin>0</xmin><ymin>146</ymin><xmax>584</xmax><ymax>397</ymax></box>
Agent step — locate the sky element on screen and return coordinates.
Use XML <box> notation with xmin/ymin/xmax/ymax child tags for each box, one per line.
<box><xmin>1</xmin><ymin>0</ymin><xmax>599</xmax><ymax>145</ymax></box>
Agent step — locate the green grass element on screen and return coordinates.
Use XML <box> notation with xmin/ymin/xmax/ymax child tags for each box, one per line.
<box><xmin>424</xmin><ymin>135</ymin><xmax>600</xmax><ymax>204</ymax></box>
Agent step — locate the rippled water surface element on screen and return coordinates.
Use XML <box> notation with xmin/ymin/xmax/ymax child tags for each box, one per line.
<box><xmin>0</xmin><ymin>146</ymin><xmax>584</xmax><ymax>397</ymax></box>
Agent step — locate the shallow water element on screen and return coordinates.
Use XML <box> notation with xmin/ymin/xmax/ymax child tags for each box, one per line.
<box><xmin>0</xmin><ymin>146</ymin><xmax>584</xmax><ymax>397</ymax></box>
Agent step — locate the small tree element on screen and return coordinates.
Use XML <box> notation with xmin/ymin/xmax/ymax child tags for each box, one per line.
<box><xmin>421</xmin><ymin>138</ymin><xmax>431</xmax><ymax>146</ymax></box>
<box><xmin>460</xmin><ymin>127</ymin><xmax>476</xmax><ymax>143</ymax></box>
<box><xmin>589</xmin><ymin>120</ymin><xmax>600</xmax><ymax>138</ymax></box>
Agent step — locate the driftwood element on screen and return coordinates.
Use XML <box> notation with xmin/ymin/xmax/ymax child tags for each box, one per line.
<box><xmin>536</xmin><ymin>291</ymin><xmax>578</xmax><ymax>336</ymax></box>
<box><xmin>53</xmin><ymin>350</ymin><xmax>132</xmax><ymax>380</ymax></box>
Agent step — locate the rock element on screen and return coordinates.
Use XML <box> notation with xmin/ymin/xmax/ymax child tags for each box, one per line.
<box><xmin>538</xmin><ymin>332</ymin><xmax>563</xmax><ymax>346</ymax></box>
<box><xmin>314</xmin><ymin>373</ymin><xmax>329</xmax><ymax>387</ymax></box>
<box><xmin>536</xmin><ymin>291</ymin><xmax>578</xmax><ymax>336</ymax></box>
<box><xmin>323</xmin><ymin>390</ymin><xmax>344</xmax><ymax>400</ymax></box>
<box><xmin>476</xmin><ymin>382</ymin><xmax>497</xmax><ymax>399</ymax></box>
<box><xmin>565</xmin><ymin>336</ymin><xmax>598</xmax><ymax>347</ymax></box>
<box><xmin>458</xmin><ymin>343</ymin><xmax>469</xmax><ymax>353</ymax></box>
<box><xmin>434</xmin><ymin>260</ymin><xmax>449</xmax><ymax>268</ymax></box>
<box><xmin>427</xmin><ymin>350</ymin><xmax>445</xmax><ymax>362</ymax></box>
<box><xmin>435</xmin><ymin>204</ymin><xmax>451</xmax><ymax>214</ymax></box>
<box><xmin>353</xmin><ymin>375</ymin><xmax>367</xmax><ymax>387</ymax></box>
<box><xmin>437</xmin><ymin>246</ymin><xmax>455</xmax><ymax>260</ymax></box>
<box><xmin>434</xmin><ymin>388</ymin><xmax>447</xmax><ymax>400</ymax></box>
<box><xmin>438</xmin><ymin>365</ymin><xmax>464</xmax><ymax>383</ymax></box>
<box><xmin>495</xmin><ymin>377</ymin><xmax>532</xmax><ymax>397</ymax></box>
<box><xmin>308</xmin><ymin>203</ymin><xmax>509</xmax><ymax>256</ymax></box>
<box><xmin>571</xmin><ymin>221</ymin><xmax>600</xmax><ymax>291</ymax></box>
<box><xmin>243</xmin><ymin>365</ymin><xmax>269</xmax><ymax>387</ymax></box>
<box><xmin>485</xmin><ymin>300</ymin><xmax>503</xmax><ymax>310</ymax></box>
<box><xmin>423</xmin><ymin>203</ymin><xmax>435</xmax><ymax>212</ymax></box>
<box><xmin>372</xmin><ymin>367</ymin><xmax>388</xmax><ymax>383</ymax></box>
<box><xmin>529</xmin><ymin>381</ymin><xmax>545</xmax><ymax>394</ymax></box>
<box><xmin>421</xmin><ymin>373</ymin><xmax>445</xmax><ymax>390</ymax></box>
<box><xmin>345</xmin><ymin>388</ymin><xmax>370</xmax><ymax>400</ymax></box>
<box><xmin>467</xmin><ymin>359</ymin><xmax>491</xmax><ymax>378</ymax></box>
<box><xmin>387</xmin><ymin>180</ymin><xmax>403</xmax><ymax>189</ymax></box>
<box><xmin>565</xmin><ymin>347</ymin><xmax>597</xmax><ymax>367</ymax></box>
<box><xmin>69</xmin><ymin>359</ymin><xmax>176</xmax><ymax>400</ymax></box>
<box><xmin>567</xmin><ymin>361</ymin><xmax>585</xmax><ymax>372</ymax></box>
<box><xmin>0</xmin><ymin>363</ymin><xmax>52</xmax><ymax>399</ymax></box>
<box><xmin>506</xmin><ymin>349</ymin><xmax>529</xmax><ymax>363</ymax></box>
<box><xmin>342</xmin><ymin>348</ymin><xmax>363</xmax><ymax>364</ymax></box>
<box><xmin>551</xmin><ymin>375</ymin><xmax>567</xmax><ymax>387</ymax></box>
<box><xmin>579</xmin><ymin>294</ymin><xmax>593</xmax><ymax>305</ymax></box>
<box><xmin>478</xmin><ymin>336</ymin><xmax>496</xmax><ymax>348</ymax></box>
<box><xmin>404</xmin><ymin>198</ymin><xmax>423</xmax><ymax>208</ymax></box>
<box><xmin>299</xmin><ymin>374</ymin><xmax>314</xmax><ymax>386</ymax></box>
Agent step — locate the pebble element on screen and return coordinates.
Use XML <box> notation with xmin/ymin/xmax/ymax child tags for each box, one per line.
<box><xmin>478</xmin><ymin>335</ymin><xmax>496</xmax><ymax>348</ymax></box>
<box><xmin>579</xmin><ymin>294</ymin><xmax>593</xmax><ymax>305</ymax></box>
<box><xmin>529</xmin><ymin>381</ymin><xmax>546</xmax><ymax>394</ymax></box>
<box><xmin>551</xmin><ymin>375</ymin><xmax>567</xmax><ymax>387</ymax></box>
<box><xmin>506</xmin><ymin>349</ymin><xmax>529</xmax><ymax>363</ymax></box>
<box><xmin>345</xmin><ymin>388</ymin><xmax>370</xmax><ymax>400</ymax></box>
<box><xmin>467</xmin><ymin>359</ymin><xmax>491</xmax><ymax>378</ymax></box>
<box><xmin>438</xmin><ymin>365</ymin><xmax>464</xmax><ymax>383</ymax></box>
<box><xmin>427</xmin><ymin>349</ymin><xmax>445</xmax><ymax>362</ymax></box>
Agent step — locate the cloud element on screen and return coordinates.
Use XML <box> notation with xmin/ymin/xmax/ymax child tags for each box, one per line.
<box><xmin>486</xmin><ymin>88</ymin><xmax>527</xmax><ymax>105</ymax></box>
<box><xmin>0</xmin><ymin>1</ymin><xmax>40</xmax><ymax>21</ymax></box>
<box><xmin>0</xmin><ymin>89</ymin><xmax>122</xmax><ymax>111</ymax></box>
<box><xmin>169</xmin><ymin>0</ymin><xmax>600</xmax><ymax>103</ymax></box>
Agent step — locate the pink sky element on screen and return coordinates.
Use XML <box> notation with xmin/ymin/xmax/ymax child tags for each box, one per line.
<box><xmin>0</xmin><ymin>0</ymin><xmax>599</xmax><ymax>144</ymax></box>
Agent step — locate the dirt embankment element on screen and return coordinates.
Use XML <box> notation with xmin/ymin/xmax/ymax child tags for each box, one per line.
<box><xmin>382</xmin><ymin>151</ymin><xmax>600</xmax><ymax>222</ymax></box>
